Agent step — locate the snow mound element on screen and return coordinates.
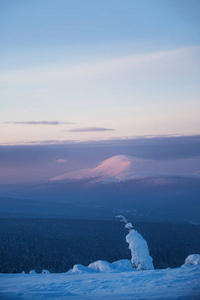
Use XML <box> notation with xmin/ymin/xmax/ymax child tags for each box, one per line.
<box><xmin>126</xmin><ymin>229</ymin><xmax>154</xmax><ymax>271</ymax></box>
<box><xmin>42</xmin><ymin>269</ymin><xmax>50</xmax><ymax>274</ymax></box>
<box><xmin>69</xmin><ymin>260</ymin><xmax>135</xmax><ymax>274</ymax></box>
<box><xmin>50</xmin><ymin>155</ymin><xmax>137</xmax><ymax>181</ymax></box>
<box><xmin>88</xmin><ymin>260</ymin><xmax>116</xmax><ymax>272</ymax></box>
<box><xmin>68</xmin><ymin>264</ymin><xmax>99</xmax><ymax>274</ymax></box>
<box><xmin>88</xmin><ymin>259</ymin><xmax>135</xmax><ymax>273</ymax></box>
<box><xmin>29</xmin><ymin>270</ymin><xmax>37</xmax><ymax>274</ymax></box>
<box><xmin>184</xmin><ymin>254</ymin><xmax>200</xmax><ymax>266</ymax></box>
<box><xmin>111</xmin><ymin>259</ymin><xmax>134</xmax><ymax>271</ymax></box>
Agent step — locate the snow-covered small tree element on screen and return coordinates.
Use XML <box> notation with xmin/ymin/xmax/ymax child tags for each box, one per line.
<box><xmin>116</xmin><ymin>215</ymin><xmax>154</xmax><ymax>271</ymax></box>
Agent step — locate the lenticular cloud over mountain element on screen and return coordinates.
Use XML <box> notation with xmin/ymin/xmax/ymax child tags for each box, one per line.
<box><xmin>50</xmin><ymin>155</ymin><xmax>137</xmax><ymax>181</ymax></box>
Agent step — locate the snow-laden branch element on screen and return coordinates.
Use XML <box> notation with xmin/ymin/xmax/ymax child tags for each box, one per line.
<box><xmin>116</xmin><ymin>215</ymin><xmax>128</xmax><ymax>224</ymax></box>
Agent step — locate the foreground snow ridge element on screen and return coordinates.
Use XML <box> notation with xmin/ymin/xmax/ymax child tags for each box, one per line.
<box><xmin>0</xmin><ymin>256</ymin><xmax>200</xmax><ymax>299</ymax></box>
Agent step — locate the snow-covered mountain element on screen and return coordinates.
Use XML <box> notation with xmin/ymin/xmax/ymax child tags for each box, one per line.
<box><xmin>50</xmin><ymin>155</ymin><xmax>138</xmax><ymax>182</ymax></box>
<box><xmin>50</xmin><ymin>154</ymin><xmax>200</xmax><ymax>184</ymax></box>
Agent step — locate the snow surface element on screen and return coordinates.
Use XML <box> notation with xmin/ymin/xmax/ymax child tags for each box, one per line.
<box><xmin>1</xmin><ymin>258</ymin><xmax>200</xmax><ymax>299</ymax></box>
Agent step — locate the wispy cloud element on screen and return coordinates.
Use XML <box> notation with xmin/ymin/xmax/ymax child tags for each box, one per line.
<box><xmin>0</xmin><ymin>46</ymin><xmax>199</xmax><ymax>85</ymax></box>
<box><xmin>5</xmin><ymin>121</ymin><xmax>74</xmax><ymax>125</ymax></box>
<box><xmin>69</xmin><ymin>127</ymin><xmax>115</xmax><ymax>132</ymax></box>
<box><xmin>55</xmin><ymin>159</ymin><xmax>67</xmax><ymax>163</ymax></box>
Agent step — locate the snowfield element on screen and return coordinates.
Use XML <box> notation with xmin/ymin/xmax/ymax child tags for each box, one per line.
<box><xmin>0</xmin><ymin>260</ymin><xmax>200</xmax><ymax>299</ymax></box>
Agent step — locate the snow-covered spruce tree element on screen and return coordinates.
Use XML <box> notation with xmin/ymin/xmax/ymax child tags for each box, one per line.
<box><xmin>116</xmin><ymin>215</ymin><xmax>154</xmax><ymax>271</ymax></box>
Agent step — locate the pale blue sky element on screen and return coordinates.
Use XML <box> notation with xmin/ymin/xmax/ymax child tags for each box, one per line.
<box><xmin>0</xmin><ymin>0</ymin><xmax>200</xmax><ymax>144</ymax></box>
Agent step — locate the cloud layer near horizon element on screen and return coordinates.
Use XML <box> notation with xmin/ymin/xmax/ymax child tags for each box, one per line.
<box><xmin>69</xmin><ymin>127</ymin><xmax>114</xmax><ymax>132</ymax></box>
<box><xmin>0</xmin><ymin>135</ymin><xmax>200</xmax><ymax>184</ymax></box>
<box><xmin>5</xmin><ymin>121</ymin><xmax>74</xmax><ymax>125</ymax></box>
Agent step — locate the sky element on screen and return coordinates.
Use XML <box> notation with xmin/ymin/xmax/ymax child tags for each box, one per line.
<box><xmin>0</xmin><ymin>0</ymin><xmax>200</xmax><ymax>145</ymax></box>
<box><xmin>0</xmin><ymin>1</ymin><xmax>200</xmax><ymax>183</ymax></box>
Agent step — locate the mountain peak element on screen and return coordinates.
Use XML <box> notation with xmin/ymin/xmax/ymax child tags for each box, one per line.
<box><xmin>93</xmin><ymin>155</ymin><xmax>134</xmax><ymax>178</ymax></box>
<box><xmin>50</xmin><ymin>155</ymin><xmax>136</xmax><ymax>182</ymax></box>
